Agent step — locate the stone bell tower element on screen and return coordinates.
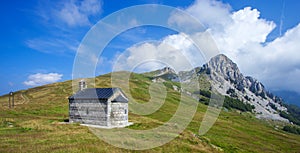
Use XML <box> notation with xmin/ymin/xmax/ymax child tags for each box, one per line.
<box><xmin>79</xmin><ymin>79</ymin><xmax>87</xmax><ymax>91</ymax></box>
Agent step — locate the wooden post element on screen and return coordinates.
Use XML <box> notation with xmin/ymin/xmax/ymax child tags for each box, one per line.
<box><xmin>9</xmin><ymin>92</ymin><xmax>14</xmax><ymax>108</ymax></box>
<box><xmin>12</xmin><ymin>93</ymin><xmax>14</xmax><ymax>108</ymax></box>
<box><xmin>8</xmin><ymin>93</ymin><xmax>11</xmax><ymax>108</ymax></box>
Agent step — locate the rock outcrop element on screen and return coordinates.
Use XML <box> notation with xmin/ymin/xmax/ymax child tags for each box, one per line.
<box><xmin>198</xmin><ymin>54</ymin><xmax>287</xmax><ymax>121</ymax></box>
<box><xmin>151</xmin><ymin>54</ymin><xmax>288</xmax><ymax>121</ymax></box>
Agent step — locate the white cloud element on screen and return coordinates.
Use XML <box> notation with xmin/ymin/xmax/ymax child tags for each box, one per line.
<box><xmin>8</xmin><ymin>82</ymin><xmax>14</xmax><ymax>87</ymax></box>
<box><xmin>184</xmin><ymin>0</ymin><xmax>232</xmax><ymax>28</ymax></box>
<box><xmin>26</xmin><ymin>38</ymin><xmax>79</xmax><ymax>54</ymax></box>
<box><xmin>115</xmin><ymin>0</ymin><xmax>300</xmax><ymax>94</ymax></box>
<box><xmin>55</xmin><ymin>0</ymin><xmax>102</xmax><ymax>27</ymax></box>
<box><xmin>177</xmin><ymin>0</ymin><xmax>300</xmax><ymax>94</ymax></box>
<box><xmin>27</xmin><ymin>0</ymin><xmax>102</xmax><ymax>54</ymax></box>
<box><xmin>118</xmin><ymin>0</ymin><xmax>276</xmax><ymax>73</ymax></box>
<box><xmin>23</xmin><ymin>73</ymin><xmax>63</xmax><ymax>86</ymax></box>
<box><xmin>112</xmin><ymin>33</ymin><xmax>206</xmax><ymax>72</ymax></box>
<box><xmin>237</xmin><ymin>24</ymin><xmax>300</xmax><ymax>93</ymax></box>
<box><xmin>216</xmin><ymin>7</ymin><xmax>276</xmax><ymax>55</ymax></box>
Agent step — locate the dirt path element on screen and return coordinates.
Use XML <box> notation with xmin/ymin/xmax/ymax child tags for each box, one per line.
<box><xmin>62</xmin><ymin>88</ymin><xmax>67</xmax><ymax>94</ymax></box>
<box><xmin>20</xmin><ymin>92</ymin><xmax>30</xmax><ymax>104</ymax></box>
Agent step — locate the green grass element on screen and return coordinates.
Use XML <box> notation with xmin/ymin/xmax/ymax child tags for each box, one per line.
<box><xmin>0</xmin><ymin>72</ymin><xmax>299</xmax><ymax>152</ymax></box>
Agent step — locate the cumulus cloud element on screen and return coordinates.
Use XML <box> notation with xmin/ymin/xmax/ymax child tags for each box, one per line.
<box><xmin>115</xmin><ymin>0</ymin><xmax>300</xmax><ymax>94</ymax></box>
<box><xmin>181</xmin><ymin>0</ymin><xmax>300</xmax><ymax>94</ymax></box>
<box><xmin>55</xmin><ymin>0</ymin><xmax>102</xmax><ymax>27</ymax></box>
<box><xmin>23</xmin><ymin>73</ymin><xmax>63</xmax><ymax>86</ymax></box>
<box><xmin>27</xmin><ymin>0</ymin><xmax>102</xmax><ymax>55</ymax></box>
<box><xmin>237</xmin><ymin>24</ymin><xmax>300</xmax><ymax>93</ymax></box>
<box><xmin>184</xmin><ymin>0</ymin><xmax>232</xmax><ymax>28</ymax></box>
<box><xmin>216</xmin><ymin>7</ymin><xmax>276</xmax><ymax>56</ymax></box>
<box><xmin>112</xmin><ymin>33</ymin><xmax>206</xmax><ymax>72</ymax></box>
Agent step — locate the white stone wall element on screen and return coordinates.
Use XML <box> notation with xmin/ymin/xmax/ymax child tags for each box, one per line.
<box><xmin>69</xmin><ymin>99</ymin><xmax>108</xmax><ymax>126</ymax></box>
<box><xmin>110</xmin><ymin>102</ymin><xmax>128</xmax><ymax>126</ymax></box>
<box><xmin>69</xmin><ymin>99</ymin><xmax>128</xmax><ymax>127</ymax></box>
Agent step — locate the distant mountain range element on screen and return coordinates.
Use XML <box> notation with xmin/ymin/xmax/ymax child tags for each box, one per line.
<box><xmin>151</xmin><ymin>54</ymin><xmax>300</xmax><ymax>123</ymax></box>
<box><xmin>273</xmin><ymin>90</ymin><xmax>300</xmax><ymax>106</ymax></box>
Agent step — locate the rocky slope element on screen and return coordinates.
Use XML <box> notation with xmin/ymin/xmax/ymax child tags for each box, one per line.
<box><xmin>200</xmin><ymin>54</ymin><xmax>287</xmax><ymax>121</ymax></box>
<box><xmin>152</xmin><ymin>54</ymin><xmax>288</xmax><ymax>121</ymax></box>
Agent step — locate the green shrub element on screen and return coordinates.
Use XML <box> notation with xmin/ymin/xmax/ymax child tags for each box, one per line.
<box><xmin>283</xmin><ymin>125</ymin><xmax>300</xmax><ymax>135</ymax></box>
<box><xmin>199</xmin><ymin>97</ymin><xmax>209</xmax><ymax>105</ymax></box>
<box><xmin>194</xmin><ymin>90</ymin><xmax>211</xmax><ymax>98</ymax></box>
<box><xmin>223</xmin><ymin>96</ymin><xmax>255</xmax><ymax>112</ymax></box>
<box><xmin>279</xmin><ymin>110</ymin><xmax>300</xmax><ymax>126</ymax></box>
<box><xmin>268</xmin><ymin>103</ymin><xmax>278</xmax><ymax>111</ymax></box>
<box><xmin>226</xmin><ymin>88</ymin><xmax>237</xmax><ymax>98</ymax></box>
<box><xmin>197</xmin><ymin>90</ymin><xmax>254</xmax><ymax>112</ymax></box>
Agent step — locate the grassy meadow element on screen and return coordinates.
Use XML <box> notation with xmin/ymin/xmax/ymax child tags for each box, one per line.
<box><xmin>0</xmin><ymin>72</ymin><xmax>300</xmax><ymax>152</ymax></box>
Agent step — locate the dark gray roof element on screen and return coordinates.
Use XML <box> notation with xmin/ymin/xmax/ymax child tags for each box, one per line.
<box><xmin>111</xmin><ymin>95</ymin><xmax>128</xmax><ymax>102</ymax></box>
<box><xmin>69</xmin><ymin>88</ymin><xmax>128</xmax><ymax>102</ymax></box>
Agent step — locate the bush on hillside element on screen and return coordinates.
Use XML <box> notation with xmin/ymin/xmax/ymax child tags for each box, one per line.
<box><xmin>279</xmin><ymin>110</ymin><xmax>300</xmax><ymax>126</ymax></box>
<box><xmin>223</xmin><ymin>96</ymin><xmax>255</xmax><ymax>112</ymax></box>
<box><xmin>197</xmin><ymin>90</ymin><xmax>255</xmax><ymax>112</ymax></box>
<box><xmin>283</xmin><ymin>125</ymin><xmax>300</xmax><ymax>135</ymax></box>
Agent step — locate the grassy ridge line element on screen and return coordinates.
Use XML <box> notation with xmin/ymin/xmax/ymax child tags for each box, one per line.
<box><xmin>0</xmin><ymin>72</ymin><xmax>299</xmax><ymax>152</ymax></box>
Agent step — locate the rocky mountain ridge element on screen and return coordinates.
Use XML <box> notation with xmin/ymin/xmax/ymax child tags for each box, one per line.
<box><xmin>152</xmin><ymin>54</ymin><xmax>288</xmax><ymax>121</ymax></box>
<box><xmin>200</xmin><ymin>54</ymin><xmax>287</xmax><ymax>120</ymax></box>
<box><xmin>202</xmin><ymin>54</ymin><xmax>277</xmax><ymax>99</ymax></box>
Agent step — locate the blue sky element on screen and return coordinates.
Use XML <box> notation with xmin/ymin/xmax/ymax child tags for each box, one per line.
<box><xmin>1</xmin><ymin>0</ymin><xmax>300</xmax><ymax>98</ymax></box>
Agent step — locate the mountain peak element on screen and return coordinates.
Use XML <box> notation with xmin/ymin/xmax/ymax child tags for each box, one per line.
<box><xmin>209</xmin><ymin>54</ymin><xmax>239</xmax><ymax>71</ymax></box>
<box><xmin>195</xmin><ymin>54</ymin><xmax>288</xmax><ymax>121</ymax></box>
<box><xmin>204</xmin><ymin>54</ymin><xmax>243</xmax><ymax>83</ymax></box>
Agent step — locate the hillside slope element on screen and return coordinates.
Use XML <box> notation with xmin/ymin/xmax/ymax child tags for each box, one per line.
<box><xmin>151</xmin><ymin>54</ymin><xmax>292</xmax><ymax>122</ymax></box>
<box><xmin>0</xmin><ymin>72</ymin><xmax>300</xmax><ymax>152</ymax></box>
<box><xmin>201</xmin><ymin>54</ymin><xmax>287</xmax><ymax>120</ymax></box>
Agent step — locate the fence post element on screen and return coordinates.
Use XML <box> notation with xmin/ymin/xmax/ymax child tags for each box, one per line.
<box><xmin>8</xmin><ymin>93</ymin><xmax>11</xmax><ymax>108</ymax></box>
<box><xmin>9</xmin><ymin>91</ymin><xmax>14</xmax><ymax>108</ymax></box>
